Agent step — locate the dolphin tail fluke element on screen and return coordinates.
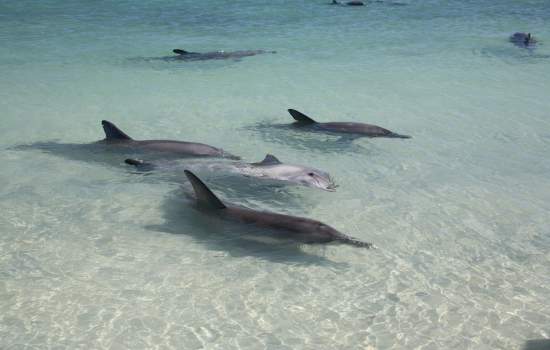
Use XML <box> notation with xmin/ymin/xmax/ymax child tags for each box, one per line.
<box><xmin>288</xmin><ymin>109</ymin><xmax>317</xmax><ymax>124</ymax></box>
<box><xmin>101</xmin><ymin>120</ymin><xmax>132</xmax><ymax>141</ymax></box>
<box><xmin>184</xmin><ymin>170</ymin><xmax>226</xmax><ymax>210</ymax></box>
<box><xmin>125</xmin><ymin>158</ymin><xmax>156</xmax><ymax>171</ymax></box>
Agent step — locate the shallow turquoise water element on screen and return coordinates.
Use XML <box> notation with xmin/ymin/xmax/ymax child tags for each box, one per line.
<box><xmin>1</xmin><ymin>0</ymin><xmax>550</xmax><ymax>349</ymax></box>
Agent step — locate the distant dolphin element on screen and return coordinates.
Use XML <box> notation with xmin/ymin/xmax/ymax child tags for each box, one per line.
<box><xmin>286</xmin><ymin>109</ymin><xmax>411</xmax><ymax>139</ymax></box>
<box><xmin>170</xmin><ymin>49</ymin><xmax>276</xmax><ymax>61</ymax></box>
<box><xmin>331</xmin><ymin>0</ymin><xmax>365</xmax><ymax>5</ymax></box>
<box><xmin>125</xmin><ymin>154</ymin><xmax>337</xmax><ymax>191</ymax></box>
<box><xmin>184</xmin><ymin>170</ymin><xmax>372</xmax><ymax>247</ymax></box>
<box><xmin>100</xmin><ymin>120</ymin><xmax>239</xmax><ymax>159</ymax></box>
<box><xmin>509</xmin><ymin>32</ymin><xmax>538</xmax><ymax>48</ymax></box>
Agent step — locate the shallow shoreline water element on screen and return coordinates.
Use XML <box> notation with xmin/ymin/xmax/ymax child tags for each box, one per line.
<box><xmin>1</xmin><ymin>0</ymin><xmax>550</xmax><ymax>349</ymax></box>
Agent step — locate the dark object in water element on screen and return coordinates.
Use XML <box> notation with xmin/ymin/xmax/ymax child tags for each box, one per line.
<box><xmin>331</xmin><ymin>0</ymin><xmax>365</xmax><ymax>5</ymax></box>
<box><xmin>184</xmin><ymin>170</ymin><xmax>372</xmax><ymax>248</ymax></box>
<box><xmin>509</xmin><ymin>32</ymin><xmax>538</xmax><ymax>48</ymax></box>
<box><xmin>100</xmin><ymin>120</ymin><xmax>239</xmax><ymax>159</ymax></box>
<box><xmin>170</xmin><ymin>48</ymin><xmax>276</xmax><ymax>61</ymax></box>
<box><xmin>523</xmin><ymin>339</ymin><xmax>550</xmax><ymax>350</ymax></box>
<box><xmin>286</xmin><ymin>109</ymin><xmax>411</xmax><ymax>139</ymax></box>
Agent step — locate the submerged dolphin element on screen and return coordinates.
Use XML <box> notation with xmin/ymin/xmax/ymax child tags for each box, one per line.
<box><xmin>286</xmin><ymin>109</ymin><xmax>411</xmax><ymax>139</ymax></box>
<box><xmin>509</xmin><ymin>32</ymin><xmax>537</xmax><ymax>48</ymax></box>
<box><xmin>170</xmin><ymin>49</ymin><xmax>276</xmax><ymax>61</ymax></box>
<box><xmin>125</xmin><ymin>154</ymin><xmax>337</xmax><ymax>191</ymax></box>
<box><xmin>100</xmin><ymin>120</ymin><xmax>239</xmax><ymax>159</ymax></box>
<box><xmin>184</xmin><ymin>170</ymin><xmax>372</xmax><ymax>248</ymax></box>
<box><xmin>331</xmin><ymin>0</ymin><xmax>365</xmax><ymax>6</ymax></box>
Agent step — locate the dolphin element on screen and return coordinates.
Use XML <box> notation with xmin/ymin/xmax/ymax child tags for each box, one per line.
<box><xmin>236</xmin><ymin>154</ymin><xmax>336</xmax><ymax>191</ymax></box>
<box><xmin>331</xmin><ymin>0</ymin><xmax>365</xmax><ymax>5</ymax></box>
<box><xmin>509</xmin><ymin>32</ymin><xmax>537</xmax><ymax>48</ymax></box>
<box><xmin>286</xmin><ymin>109</ymin><xmax>411</xmax><ymax>139</ymax></box>
<box><xmin>99</xmin><ymin>120</ymin><xmax>239</xmax><ymax>159</ymax></box>
<box><xmin>125</xmin><ymin>154</ymin><xmax>337</xmax><ymax>191</ymax></box>
<box><xmin>184</xmin><ymin>170</ymin><xmax>372</xmax><ymax>248</ymax></box>
<box><xmin>170</xmin><ymin>49</ymin><xmax>276</xmax><ymax>61</ymax></box>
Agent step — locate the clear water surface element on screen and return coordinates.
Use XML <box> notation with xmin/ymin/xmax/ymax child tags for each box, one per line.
<box><xmin>1</xmin><ymin>0</ymin><xmax>549</xmax><ymax>349</ymax></box>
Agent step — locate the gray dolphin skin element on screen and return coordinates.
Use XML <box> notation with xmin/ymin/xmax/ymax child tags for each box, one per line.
<box><xmin>171</xmin><ymin>49</ymin><xmax>276</xmax><ymax>61</ymax></box>
<box><xmin>184</xmin><ymin>170</ymin><xmax>372</xmax><ymax>248</ymax></box>
<box><xmin>100</xmin><ymin>120</ymin><xmax>239</xmax><ymax>159</ymax></box>
<box><xmin>236</xmin><ymin>154</ymin><xmax>337</xmax><ymax>191</ymax></box>
<box><xmin>125</xmin><ymin>154</ymin><xmax>337</xmax><ymax>191</ymax></box>
<box><xmin>509</xmin><ymin>32</ymin><xmax>537</xmax><ymax>48</ymax></box>
<box><xmin>287</xmin><ymin>109</ymin><xmax>411</xmax><ymax>139</ymax></box>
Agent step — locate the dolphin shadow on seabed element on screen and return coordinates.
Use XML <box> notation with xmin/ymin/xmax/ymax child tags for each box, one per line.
<box><xmin>145</xmin><ymin>187</ymin><xmax>350</xmax><ymax>267</ymax></box>
<box><xmin>522</xmin><ymin>339</ymin><xmax>550</xmax><ymax>350</ymax></box>
<box><xmin>244</xmin><ymin>122</ymin><xmax>373</xmax><ymax>155</ymax></box>
<box><xmin>472</xmin><ymin>46</ymin><xmax>550</xmax><ymax>63</ymax></box>
<box><xmin>11</xmin><ymin>141</ymin><xmax>132</xmax><ymax>168</ymax></box>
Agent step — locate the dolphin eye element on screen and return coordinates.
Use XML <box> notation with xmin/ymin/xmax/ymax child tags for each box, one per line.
<box><xmin>308</xmin><ymin>172</ymin><xmax>314</xmax><ymax>176</ymax></box>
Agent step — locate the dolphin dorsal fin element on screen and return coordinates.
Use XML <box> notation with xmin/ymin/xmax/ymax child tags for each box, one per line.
<box><xmin>173</xmin><ymin>49</ymin><xmax>189</xmax><ymax>55</ymax></box>
<box><xmin>184</xmin><ymin>170</ymin><xmax>226</xmax><ymax>210</ymax></box>
<box><xmin>101</xmin><ymin>120</ymin><xmax>132</xmax><ymax>140</ymax></box>
<box><xmin>288</xmin><ymin>109</ymin><xmax>316</xmax><ymax>124</ymax></box>
<box><xmin>257</xmin><ymin>154</ymin><xmax>281</xmax><ymax>165</ymax></box>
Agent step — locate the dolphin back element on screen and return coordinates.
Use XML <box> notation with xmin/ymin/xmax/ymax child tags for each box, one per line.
<box><xmin>184</xmin><ymin>170</ymin><xmax>226</xmax><ymax>209</ymax></box>
<box><xmin>102</xmin><ymin>120</ymin><xmax>132</xmax><ymax>140</ymax></box>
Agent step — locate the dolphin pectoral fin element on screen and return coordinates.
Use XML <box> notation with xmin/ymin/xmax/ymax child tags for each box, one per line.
<box><xmin>101</xmin><ymin>120</ymin><xmax>132</xmax><ymax>141</ymax></box>
<box><xmin>287</xmin><ymin>109</ymin><xmax>317</xmax><ymax>124</ymax></box>
<box><xmin>184</xmin><ymin>170</ymin><xmax>226</xmax><ymax>210</ymax></box>
<box><xmin>253</xmin><ymin>154</ymin><xmax>282</xmax><ymax>166</ymax></box>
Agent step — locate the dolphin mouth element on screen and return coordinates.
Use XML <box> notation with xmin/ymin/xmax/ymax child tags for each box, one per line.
<box><xmin>325</xmin><ymin>181</ymin><xmax>338</xmax><ymax>192</ymax></box>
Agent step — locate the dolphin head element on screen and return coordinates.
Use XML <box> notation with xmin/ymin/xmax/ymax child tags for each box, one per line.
<box><xmin>273</xmin><ymin>165</ymin><xmax>336</xmax><ymax>191</ymax></box>
<box><xmin>249</xmin><ymin>155</ymin><xmax>337</xmax><ymax>191</ymax></box>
